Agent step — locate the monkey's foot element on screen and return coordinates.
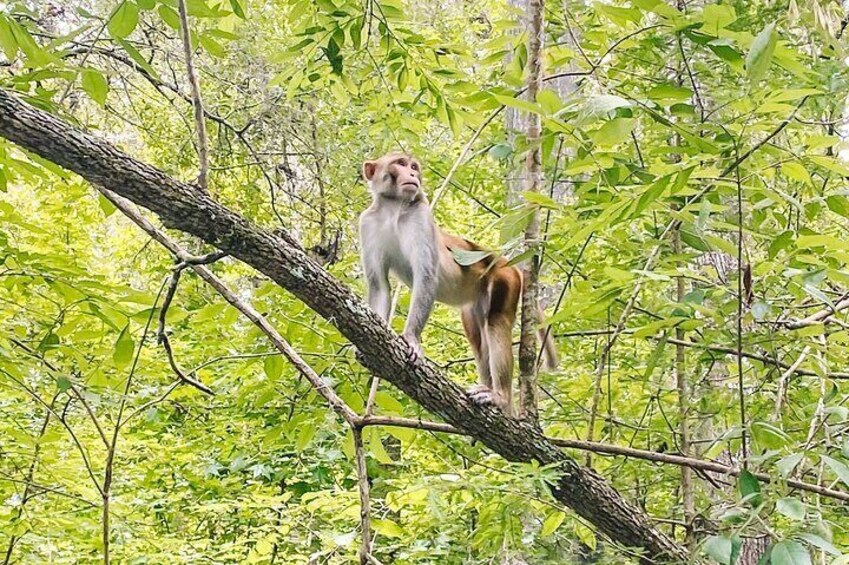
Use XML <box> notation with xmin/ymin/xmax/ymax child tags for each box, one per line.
<box><xmin>401</xmin><ymin>333</ymin><xmax>424</xmax><ymax>366</ymax></box>
<box><xmin>466</xmin><ymin>385</ymin><xmax>506</xmax><ymax>409</ymax></box>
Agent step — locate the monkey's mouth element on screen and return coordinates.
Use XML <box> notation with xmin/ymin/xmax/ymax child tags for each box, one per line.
<box><xmin>400</xmin><ymin>181</ymin><xmax>420</xmax><ymax>190</ymax></box>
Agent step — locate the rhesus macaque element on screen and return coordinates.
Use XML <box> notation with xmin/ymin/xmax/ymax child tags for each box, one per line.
<box><xmin>359</xmin><ymin>152</ymin><xmax>558</xmax><ymax>415</ymax></box>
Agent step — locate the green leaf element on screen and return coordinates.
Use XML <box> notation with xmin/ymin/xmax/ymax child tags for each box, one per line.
<box><xmin>797</xmin><ymin>234</ymin><xmax>849</xmax><ymax>252</ymax></box>
<box><xmin>372</xmin><ymin>519</ymin><xmax>404</xmax><ymax>538</ymax></box>
<box><xmin>633</xmin><ymin>175</ymin><xmax>671</xmax><ymax>217</ymax></box>
<box><xmin>499</xmin><ymin>206</ymin><xmax>534</xmax><ymax>245</ymax></box>
<box><xmin>582</xmin><ymin>94</ymin><xmax>631</xmax><ymax>118</ymax></box>
<box><xmin>113</xmin><ymin>324</ymin><xmax>135</xmax><ymax>369</ymax></box>
<box><xmin>0</xmin><ymin>17</ymin><xmax>18</xmax><ymax>61</ymax></box>
<box><xmin>263</xmin><ymin>355</ymin><xmax>283</xmax><ymax>380</ymax></box>
<box><xmin>781</xmin><ymin>162</ymin><xmax>812</xmax><ymax>186</ymax></box>
<box><xmin>7</xmin><ymin>18</ymin><xmax>51</xmax><ymax>66</ymax></box>
<box><xmin>751</xmin><ymin>421</ymin><xmax>788</xmax><ymax>449</ymax></box>
<box><xmin>646</xmin><ymin>84</ymin><xmax>692</xmax><ymax>103</ymax></box>
<box><xmin>826</xmin><ymin>195</ymin><xmax>849</xmax><ymax>218</ymax></box>
<box><xmin>738</xmin><ymin>469</ymin><xmax>761</xmax><ymax>506</ymax></box>
<box><xmin>671</xmin><ymin>166</ymin><xmax>695</xmax><ymax>194</ymax></box>
<box><xmin>591</xmin><ymin>117</ymin><xmax>635</xmax><ymax>146</ymax></box>
<box><xmin>450</xmin><ymin>248</ymin><xmax>493</xmax><ymax>266</ymax></box>
<box><xmin>746</xmin><ymin>22</ymin><xmax>777</xmax><ymax>83</ymax></box>
<box><xmin>491</xmin><ymin>94</ymin><xmax>542</xmax><ymax>115</ymax></box>
<box><xmin>751</xmin><ymin>301</ymin><xmax>770</xmax><ymax>321</ymax></box>
<box><xmin>770</xmin><ymin>540</ymin><xmax>811</xmax><ymax>565</ymax></box>
<box><xmin>158</xmin><ymin>5</ymin><xmax>181</xmax><ymax>29</ymax></box>
<box><xmin>795</xmin><ymin>533</ymin><xmax>841</xmax><ymax>557</ymax></box>
<box><xmin>704</xmin><ymin>535</ymin><xmax>732</xmax><ymax>564</ymax></box>
<box><xmin>294</xmin><ymin>423</ymin><xmax>316</xmax><ymax>451</ymax></box>
<box><xmin>775</xmin><ymin>453</ymin><xmax>805</xmax><ymax>477</ymax></box>
<box><xmin>523</xmin><ymin>192</ymin><xmax>558</xmax><ymax>209</ymax></box>
<box><xmin>374</xmin><ymin>391</ymin><xmax>403</xmax><ymax>413</ymax></box>
<box><xmin>642</xmin><ymin>334</ymin><xmax>667</xmax><ymax>378</ymax></box>
<box><xmin>116</xmin><ymin>39</ymin><xmax>159</xmax><ymax>77</ymax></box>
<box><xmin>574</xmin><ymin>523</ymin><xmax>596</xmax><ymax>551</ymax></box>
<box><xmin>81</xmin><ymin>69</ymin><xmax>109</xmax><ymax>106</ymax></box>
<box><xmin>776</xmin><ymin>497</ymin><xmax>805</xmax><ymax>521</ymax></box>
<box><xmin>810</xmin><ymin>156</ymin><xmax>849</xmax><ymax>176</ymax></box>
<box><xmin>368</xmin><ymin>429</ymin><xmax>394</xmax><ymax>463</ymax></box>
<box><xmin>56</xmin><ymin>376</ymin><xmax>72</xmax><ymax>392</ymax></box>
<box><xmin>38</xmin><ymin>332</ymin><xmax>61</xmax><ymax>352</ymax></box>
<box><xmin>489</xmin><ymin>143</ymin><xmax>513</xmax><ymax>160</ymax></box>
<box><xmin>199</xmin><ymin>35</ymin><xmax>226</xmax><ymax>57</ymax></box>
<box><xmin>108</xmin><ymin>1</ymin><xmax>140</xmax><ymax>39</ymax></box>
<box><xmin>187</xmin><ymin>0</ymin><xmax>218</xmax><ymax>17</ymax></box>
<box><xmin>536</xmin><ymin>89</ymin><xmax>563</xmax><ymax>114</ymax></box>
<box><xmin>98</xmin><ymin>192</ymin><xmax>117</xmax><ymax>216</ymax></box>
<box><xmin>820</xmin><ymin>455</ymin><xmax>849</xmax><ymax>488</ymax></box>
<box><xmin>541</xmin><ymin>511</ymin><xmax>565</xmax><ymax>536</ymax></box>
<box><xmin>702</xmin><ymin>4</ymin><xmax>737</xmax><ymax>33</ymax></box>
<box><xmin>229</xmin><ymin>0</ymin><xmax>246</xmax><ymax>18</ymax></box>
<box><xmin>680</xmin><ymin>230</ymin><xmax>711</xmax><ymax>252</ymax></box>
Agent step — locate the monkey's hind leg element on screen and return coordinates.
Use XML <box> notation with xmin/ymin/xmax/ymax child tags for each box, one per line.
<box><xmin>479</xmin><ymin>315</ymin><xmax>514</xmax><ymax>416</ymax></box>
<box><xmin>466</xmin><ymin>269</ymin><xmax>519</xmax><ymax>416</ymax></box>
<box><xmin>462</xmin><ymin>305</ymin><xmax>492</xmax><ymax>397</ymax></box>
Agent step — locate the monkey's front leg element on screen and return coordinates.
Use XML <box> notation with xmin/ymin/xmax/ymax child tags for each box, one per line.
<box><xmin>401</xmin><ymin>230</ymin><xmax>438</xmax><ymax>364</ymax></box>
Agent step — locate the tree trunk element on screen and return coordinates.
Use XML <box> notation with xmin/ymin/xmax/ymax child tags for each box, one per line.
<box><xmin>517</xmin><ymin>0</ymin><xmax>544</xmax><ymax>423</ymax></box>
<box><xmin>0</xmin><ymin>89</ymin><xmax>689</xmax><ymax>564</ymax></box>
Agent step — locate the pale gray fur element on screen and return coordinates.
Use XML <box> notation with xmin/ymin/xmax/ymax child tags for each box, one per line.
<box><xmin>359</xmin><ymin>193</ymin><xmax>439</xmax><ymax>357</ymax></box>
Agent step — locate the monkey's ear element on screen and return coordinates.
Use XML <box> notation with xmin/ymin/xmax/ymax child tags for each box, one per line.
<box><xmin>362</xmin><ymin>161</ymin><xmax>377</xmax><ymax>181</ymax></box>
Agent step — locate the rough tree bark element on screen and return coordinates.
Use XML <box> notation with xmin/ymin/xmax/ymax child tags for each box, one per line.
<box><xmin>517</xmin><ymin>0</ymin><xmax>544</xmax><ymax>423</ymax></box>
<box><xmin>0</xmin><ymin>89</ymin><xmax>689</xmax><ymax>563</ymax></box>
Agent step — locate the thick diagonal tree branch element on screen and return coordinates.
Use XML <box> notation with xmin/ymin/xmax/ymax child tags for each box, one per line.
<box><xmin>0</xmin><ymin>89</ymin><xmax>687</xmax><ymax>563</ymax></box>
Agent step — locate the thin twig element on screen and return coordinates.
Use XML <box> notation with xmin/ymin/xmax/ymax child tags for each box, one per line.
<box><xmin>774</xmin><ymin>346</ymin><xmax>810</xmax><ymax>419</ymax></box>
<box><xmin>356</xmin><ymin>415</ymin><xmax>849</xmax><ymax>502</ymax></box>
<box><xmin>353</xmin><ymin>426</ymin><xmax>372</xmax><ymax>565</ymax></box>
<box><xmin>177</xmin><ymin>0</ymin><xmax>209</xmax><ymax>190</ymax></box>
<box><xmin>734</xmin><ymin>140</ymin><xmax>748</xmax><ymax>468</ymax></box>
<box><xmin>157</xmin><ymin>266</ymin><xmax>215</xmax><ymax>395</ymax></box>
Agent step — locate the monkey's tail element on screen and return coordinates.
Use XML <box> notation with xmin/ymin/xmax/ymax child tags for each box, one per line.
<box><xmin>536</xmin><ymin>307</ymin><xmax>559</xmax><ymax>371</ymax></box>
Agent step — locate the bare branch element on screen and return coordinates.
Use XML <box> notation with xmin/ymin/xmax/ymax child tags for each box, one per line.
<box><xmin>358</xmin><ymin>416</ymin><xmax>849</xmax><ymax>503</ymax></box>
<box><xmin>176</xmin><ymin>0</ymin><xmax>210</xmax><ymax>190</ymax></box>
<box><xmin>353</xmin><ymin>427</ymin><xmax>372</xmax><ymax>565</ymax></box>
<box><xmin>156</xmin><ymin>266</ymin><xmax>216</xmax><ymax>395</ymax></box>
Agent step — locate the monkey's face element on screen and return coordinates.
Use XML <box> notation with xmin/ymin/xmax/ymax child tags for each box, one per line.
<box><xmin>363</xmin><ymin>153</ymin><xmax>423</xmax><ymax>202</ymax></box>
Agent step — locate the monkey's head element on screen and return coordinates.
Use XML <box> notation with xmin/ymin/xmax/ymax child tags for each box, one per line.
<box><xmin>363</xmin><ymin>152</ymin><xmax>423</xmax><ymax>202</ymax></box>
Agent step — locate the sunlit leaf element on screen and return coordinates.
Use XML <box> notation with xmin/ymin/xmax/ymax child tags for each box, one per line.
<box><xmin>746</xmin><ymin>22</ymin><xmax>776</xmax><ymax>83</ymax></box>
<box><xmin>108</xmin><ymin>1</ymin><xmax>139</xmax><ymax>39</ymax></box>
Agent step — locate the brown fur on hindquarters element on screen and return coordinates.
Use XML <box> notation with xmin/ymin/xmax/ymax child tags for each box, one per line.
<box><xmin>359</xmin><ymin>152</ymin><xmax>558</xmax><ymax>416</ymax></box>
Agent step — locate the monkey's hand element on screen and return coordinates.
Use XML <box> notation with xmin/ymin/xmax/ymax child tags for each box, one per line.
<box><xmin>400</xmin><ymin>333</ymin><xmax>424</xmax><ymax>366</ymax></box>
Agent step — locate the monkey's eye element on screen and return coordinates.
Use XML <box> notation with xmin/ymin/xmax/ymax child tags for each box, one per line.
<box><xmin>411</xmin><ymin>162</ymin><xmax>420</xmax><ymax>171</ymax></box>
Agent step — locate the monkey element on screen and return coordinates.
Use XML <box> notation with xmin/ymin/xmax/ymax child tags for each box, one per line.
<box><xmin>359</xmin><ymin>152</ymin><xmax>558</xmax><ymax>416</ymax></box>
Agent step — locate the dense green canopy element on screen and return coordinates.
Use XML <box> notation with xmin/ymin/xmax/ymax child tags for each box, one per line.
<box><xmin>0</xmin><ymin>0</ymin><xmax>848</xmax><ymax>563</ymax></box>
